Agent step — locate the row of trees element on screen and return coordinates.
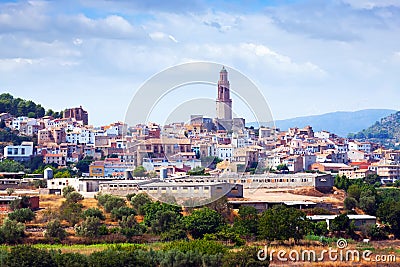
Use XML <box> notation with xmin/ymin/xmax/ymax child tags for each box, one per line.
<box><xmin>0</xmin><ymin>242</ymin><xmax>269</xmax><ymax>267</ymax></box>
<box><xmin>0</xmin><ymin>93</ymin><xmax>63</xmax><ymax>119</ymax></box>
<box><xmin>42</xmin><ymin>188</ymin><xmax>364</xmax><ymax>245</ymax></box>
<box><xmin>338</xmin><ymin>174</ymin><xmax>400</xmax><ymax>238</ymax></box>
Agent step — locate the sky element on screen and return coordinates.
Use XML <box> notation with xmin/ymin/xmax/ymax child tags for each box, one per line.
<box><xmin>1</xmin><ymin>0</ymin><xmax>400</xmax><ymax>126</ymax></box>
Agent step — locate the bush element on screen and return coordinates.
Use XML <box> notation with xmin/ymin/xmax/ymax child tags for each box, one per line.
<box><xmin>344</xmin><ymin>197</ymin><xmax>358</xmax><ymax>211</ymax></box>
<box><xmin>160</xmin><ymin>228</ymin><xmax>187</xmax><ymax>241</ymax></box>
<box><xmin>111</xmin><ymin>206</ymin><xmax>136</xmax><ymax>220</ymax></box>
<box><xmin>8</xmin><ymin>208</ymin><xmax>35</xmax><ymax>223</ymax></box>
<box><xmin>59</xmin><ymin>201</ymin><xmax>83</xmax><ymax>226</ymax></box>
<box><xmin>130</xmin><ymin>193</ymin><xmax>152</xmax><ymax>215</ymax></box>
<box><xmin>97</xmin><ymin>194</ymin><xmax>126</xmax><ymax>213</ymax></box>
<box><xmin>222</xmin><ymin>246</ymin><xmax>270</xmax><ymax>267</ymax></box>
<box><xmin>75</xmin><ymin>216</ymin><xmax>102</xmax><ymax>238</ymax></box>
<box><xmin>0</xmin><ymin>218</ymin><xmax>25</xmax><ymax>244</ymax></box>
<box><xmin>82</xmin><ymin>208</ymin><xmax>105</xmax><ymax>220</ymax></box>
<box><xmin>65</xmin><ymin>192</ymin><xmax>84</xmax><ymax>203</ymax></box>
<box><xmin>62</xmin><ymin>186</ymin><xmax>75</xmax><ymax>197</ymax></box>
<box><xmin>182</xmin><ymin>207</ymin><xmax>224</xmax><ymax>239</ymax></box>
<box><xmin>163</xmin><ymin>239</ymin><xmax>227</xmax><ymax>255</ymax></box>
<box><xmin>118</xmin><ymin>215</ymin><xmax>146</xmax><ymax>238</ymax></box>
<box><xmin>9</xmin><ymin>196</ymin><xmax>31</xmax><ymax>211</ymax></box>
<box><xmin>5</xmin><ymin>245</ymin><xmax>57</xmax><ymax>267</ymax></box>
<box><xmin>52</xmin><ymin>252</ymin><xmax>89</xmax><ymax>267</ymax></box>
<box><xmin>126</xmin><ymin>193</ymin><xmax>136</xmax><ymax>201</ymax></box>
<box><xmin>45</xmin><ymin>219</ymin><xmax>67</xmax><ymax>240</ymax></box>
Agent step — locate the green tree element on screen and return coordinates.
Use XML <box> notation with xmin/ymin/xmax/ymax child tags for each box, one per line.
<box><xmin>82</xmin><ymin>208</ymin><xmax>105</xmax><ymax>220</ymax></box>
<box><xmin>59</xmin><ymin>201</ymin><xmax>83</xmax><ymax>226</ymax></box>
<box><xmin>233</xmin><ymin>206</ymin><xmax>259</xmax><ymax>238</ymax></box>
<box><xmin>130</xmin><ymin>193</ymin><xmax>152</xmax><ymax>215</ymax></box>
<box><xmin>365</xmin><ymin>174</ymin><xmax>381</xmax><ymax>185</ymax></box>
<box><xmin>75</xmin><ymin>216</ymin><xmax>102</xmax><ymax>238</ymax></box>
<box><xmin>0</xmin><ymin>218</ymin><xmax>25</xmax><ymax>244</ymax></box>
<box><xmin>0</xmin><ymin>159</ymin><xmax>25</xmax><ymax>172</ymax></box>
<box><xmin>54</xmin><ymin>170</ymin><xmax>71</xmax><ymax>178</ymax></box>
<box><xmin>344</xmin><ymin>197</ymin><xmax>358</xmax><ymax>211</ymax></box>
<box><xmin>258</xmin><ymin>205</ymin><xmax>308</xmax><ymax>243</ymax></box>
<box><xmin>8</xmin><ymin>208</ymin><xmax>35</xmax><ymax>223</ymax></box>
<box><xmin>52</xmin><ymin>252</ymin><xmax>89</xmax><ymax>267</ymax></box>
<box><xmin>347</xmin><ymin>184</ymin><xmax>361</xmax><ymax>201</ymax></box>
<box><xmin>222</xmin><ymin>246</ymin><xmax>270</xmax><ymax>267</ymax></box>
<box><xmin>276</xmin><ymin>164</ymin><xmax>289</xmax><ymax>171</ymax></box>
<box><xmin>310</xmin><ymin>221</ymin><xmax>328</xmax><ymax>236</ymax></box>
<box><xmin>150</xmin><ymin>209</ymin><xmax>182</xmax><ymax>234</ymax></box>
<box><xmin>183</xmin><ymin>207</ymin><xmax>224</xmax><ymax>239</ymax></box>
<box><xmin>65</xmin><ymin>192</ymin><xmax>84</xmax><ymax>203</ymax></box>
<box><xmin>103</xmin><ymin>196</ymin><xmax>126</xmax><ymax>213</ymax></box>
<box><xmin>45</xmin><ymin>219</ymin><xmax>67</xmax><ymax>241</ymax></box>
<box><xmin>75</xmin><ymin>156</ymin><xmax>93</xmax><ymax>173</ymax></box>
<box><xmin>111</xmin><ymin>206</ymin><xmax>136</xmax><ymax>220</ymax></box>
<box><xmin>187</xmin><ymin>166</ymin><xmax>207</xmax><ymax>176</ymax></box>
<box><xmin>142</xmin><ymin>201</ymin><xmax>182</xmax><ymax>227</ymax></box>
<box><xmin>133</xmin><ymin>166</ymin><xmax>147</xmax><ymax>177</ymax></box>
<box><xmin>359</xmin><ymin>187</ymin><xmax>377</xmax><ymax>215</ymax></box>
<box><xmin>118</xmin><ymin>215</ymin><xmax>146</xmax><ymax>238</ymax></box>
<box><xmin>9</xmin><ymin>196</ymin><xmax>31</xmax><ymax>211</ymax></box>
<box><xmin>377</xmin><ymin>201</ymin><xmax>400</xmax><ymax>238</ymax></box>
<box><xmin>330</xmin><ymin>214</ymin><xmax>355</xmax><ymax>236</ymax></box>
<box><xmin>5</xmin><ymin>245</ymin><xmax>57</xmax><ymax>267</ymax></box>
<box><xmin>62</xmin><ymin>185</ymin><xmax>76</xmax><ymax>197</ymax></box>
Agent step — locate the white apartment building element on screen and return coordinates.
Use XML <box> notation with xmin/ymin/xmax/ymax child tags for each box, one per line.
<box><xmin>4</xmin><ymin>141</ymin><xmax>34</xmax><ymax>162</ymax></box>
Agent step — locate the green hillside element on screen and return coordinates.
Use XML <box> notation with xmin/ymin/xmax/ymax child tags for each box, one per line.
<box><xmin>349</xmin><ymin>111</ymin><xmax>400</xmax><ymax>148</ymax></box>
<box><xmin>0</xmin><ymin>93</ymin><xmax>63</xmax><ymax>119</ymax></box>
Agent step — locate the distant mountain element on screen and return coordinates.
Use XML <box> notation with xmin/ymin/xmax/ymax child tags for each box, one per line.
<box><xmin>349</xmin><ymin>111</ymin><xmax>400</xmax><ymax>148</ymax></box>
<box><xmin>246</xmin><ymin>109</ymin><xmax>397</xmax><ymax>137</ymax></box>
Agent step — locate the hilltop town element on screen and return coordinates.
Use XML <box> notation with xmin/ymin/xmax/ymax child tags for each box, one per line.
<box><xmin>0</xmin><ymin>68</ymin><xmax>400</xmax><ymax>265</ymax></box>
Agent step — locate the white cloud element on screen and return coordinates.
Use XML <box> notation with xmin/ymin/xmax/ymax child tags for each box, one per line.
<box><xmin>168</xmin><ymin>35</ymin><xmax>178</xmax><ymax>43</ymax></box>
<box><xmin>1</xmin><ymin>1</ymin><xmax>399</xmax><ymax>125</ymax></box>
<box><xmin>343</xmin><ymin>0</ymin><xmax>400</xmax><ymax>9</ymax></box>
<box><xmin>73</xmin><ymin>38</ymin><xmax>83</xmax><ymax>45</ymax></box>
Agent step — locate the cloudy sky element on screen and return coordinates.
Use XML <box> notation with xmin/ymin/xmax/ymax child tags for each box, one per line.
<box><xmin>1</xmin><ymin>0</ymin><xmax>399</xmax><ymax>126</ymax></box>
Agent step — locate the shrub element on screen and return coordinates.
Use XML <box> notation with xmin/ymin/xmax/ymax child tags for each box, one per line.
<box><xmin>8</xmin><ymin>208</ymin><xmax>35</xmax><ymax>223</ymax></box>
<box><xmin>65</xmin><ymin>192</ymin><xmax>84</xmax><ymax>203</ymax></box>
<box><xmin>82</xmin><ymin>208</ymin><xmax>105</xmax><ymax>220</ymax></box>
<box><xmin>75</xmin><ymin>216</ymin><xmax>102</xmax><ymax>238</ymax></box>
<box><xmin>97</xmin><ymin>194</ymin><xmax>126</xmax><ymax>213</ymax></box>
<box><xmin>111</xmin><ymin>206</ymin><xmax>136</xmax><ymax>220</ymax></box>
<box><xmin>163</xmin><ymin>239</ymin><xmax>227</xmax><ymax>255</ymax></box>
<box><xmin>182</xmin><ymin>207</ymin><xmax>224</xmax><ymax>239</ymax></box>
<box><xmin>118</xmin><ymin>215</ymin><xmax>146</xmax><ymax>238</ymax></box>
<box><xmin>62</xmin><ymin>186</ymin><xmax>76</xmax><ymax>197</ymax></box>
<box><xmin>52</xmin><ymin>252</ymin><xmax>89</xmax><ymax>267</ymax></box>
<box><xmin>45</xmin><ymin>219</ymin><xmax>67</xmax><ymax>240</ymax></box>
<box><xmin>59</xmin><ymin>201</ymin><xmax>83</xmax><ymax>226</ymax></box>
<box><xmin>126</xmin><ymin>193</ymin><xmax>136</xmax><ymax>201</ymax></box>
<box><xmin>0</xmin><ymin>218</ymin><xmax>25</xmax><ymax>244</ymax></box>
<box><xmin>130</xmin><ymin>193</ymin><xmax>152</xmax><ymax>215</ymax></box>
<box><xmin>344</xmin><ymin>197</ymin><xmax>358</xmax><ymax>211</ymax></box>
<box><xmin>5</xmin><ymin>245</ymin><xmax>57</xmax><ymax>267</ymax></box>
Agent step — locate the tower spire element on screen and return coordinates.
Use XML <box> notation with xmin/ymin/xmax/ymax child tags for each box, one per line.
<box><xmin>216</xmin><ymin>66</ymin><xmax>232</xmax><ymax>121</ymax></box>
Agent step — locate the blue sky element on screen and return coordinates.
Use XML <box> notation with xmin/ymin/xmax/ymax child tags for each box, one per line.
<box><xmin>1</xmin><ymin>0</ymin><xmax>400</xmax><ymax>126</ymax></box>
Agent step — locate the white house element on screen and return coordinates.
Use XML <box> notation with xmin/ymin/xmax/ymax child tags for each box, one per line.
<box><xmin>4</xmin><ymin>141</ymin><xmax>34</xmax><ymax>162</ymax></box>
<box><xmin>216</xmin><ymin>144</ymin><xmax>234</xmax><ymax>161</ymax></box>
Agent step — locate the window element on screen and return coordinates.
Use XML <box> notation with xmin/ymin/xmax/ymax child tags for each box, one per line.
<box><xmin>7</xmin><ymin>148</ymin><xmax>12</xmax><ymax>155</ymax></box>
<box><xmin>21</xmin><ymin>148</ymin><xmax>25</xmax><ymax>155</ymax></box>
